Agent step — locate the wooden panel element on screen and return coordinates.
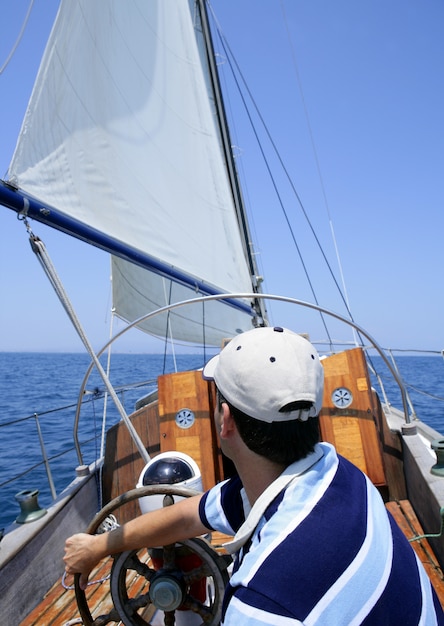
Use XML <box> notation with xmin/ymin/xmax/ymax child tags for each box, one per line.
<box><xmin>386</xmin><ymin>500</ymin><xmax>444</xmax><ymax>607</ymax></box>
<box><xmin>158</xmin><ymin>371</ymin><xmax>223</xmax><ymax>491</ymax></box>
<box><xmin>102</xmin><ymin>370</ymin><xmax>225</xmax><ymax>523</ymax></box>
<box><xmin>332</xmin><ymin>416</ymin><xmax>369</xmax><ymax>474</ymax></box>
<box><xmin>102</xmin><ymin>401</ymin><xmax>161</xmax><ymax>523</ymax></box>
<box><xmin>320</xmin><ymin>348</ymin><xmax>387</xmax><ymax>488</ymax></box>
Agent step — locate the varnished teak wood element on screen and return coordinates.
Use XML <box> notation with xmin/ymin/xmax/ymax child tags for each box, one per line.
<box><xmin>320</xmin><ymin>348</ymin><xmax>387</xmax><ymax>488</ymax></box>
<box><xmin>158</xmin><ymin>370</ymin><xmax>223</xmax><ymax>491</ymax></box>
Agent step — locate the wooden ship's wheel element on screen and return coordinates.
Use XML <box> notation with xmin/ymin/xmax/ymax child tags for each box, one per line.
<box><xmin>75</xmin><ymin>485</ymin><xmax>231</xmax><ymax>626</ymax></box>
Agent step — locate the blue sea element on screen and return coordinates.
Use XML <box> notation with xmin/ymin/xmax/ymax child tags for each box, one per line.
<box><xmin>1</xmin><ymin>352</ymin><xmax>444</xmax><ymax>530</ymax></box>
<box><xmin>0</xmin><ymin>352</ymin><xmax>206</xmax><ymax>530</ymax></box>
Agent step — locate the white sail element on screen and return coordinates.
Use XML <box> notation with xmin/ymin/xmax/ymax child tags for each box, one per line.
<box><xmin>112</xmin><ymin>258</ymin><xmax>257</xmax><ymax>344</ymax></box>
<box><xmin>6</xmin><ymin>0</ymin><xmax>257</xmax><ymax>344</ymax></box>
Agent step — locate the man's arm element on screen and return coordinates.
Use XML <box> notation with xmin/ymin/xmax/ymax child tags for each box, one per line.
<box><xmin>64</xmin><ymin>493</ymin><xmax>209</xmax><ymax>589</ymax></box>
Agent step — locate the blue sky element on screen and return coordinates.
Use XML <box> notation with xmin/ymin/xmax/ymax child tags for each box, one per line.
<box><xmin>1</xmin><ymin>1</ymin><xmax>443</xmax><ymax>354</ymax></box>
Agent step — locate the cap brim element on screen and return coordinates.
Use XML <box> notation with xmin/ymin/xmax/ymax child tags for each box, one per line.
<box><xmin>202</xmin><ymin>354</ymin><xmax>219</xmax><ymax>381</ymax></box>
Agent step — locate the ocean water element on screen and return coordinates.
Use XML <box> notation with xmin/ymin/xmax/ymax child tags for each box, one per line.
<box><xmin>1</xmin><ymin>352</ymin><xmax>444</xmax><ymax>530</ymax></box>
<box><xmin>0</xmin><ymin>352</ymin><xmax>206</xmax><ymax>530</ymax></box>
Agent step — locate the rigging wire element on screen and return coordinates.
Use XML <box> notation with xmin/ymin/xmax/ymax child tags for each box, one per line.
<box><xmin>207</xmin><ymin>2</ymin><xmax>362</xmax><ymax>351</ymax></box>
<box><xmin>0</xmin><ymin>0</ymin><xmax>35</xmax><ymax>75</ymax></box>
<box><xmin>21</xmin><ymin>218</ymin><xmax>151</xmax><ymax>466</ymax></box>
<box><xmin>211</xmin><ymin>28</ymin><xmax>333</xmax><ymax>348</ymax></box>
<box><xmin>280</xmin><ymin>0</ymin><xmax>362</xmax><ymax>345</ymax></box>
<box><xmin>278</xmin><ymin>0</ymin><xmax>359</xmax><ymax>347</ymax></box>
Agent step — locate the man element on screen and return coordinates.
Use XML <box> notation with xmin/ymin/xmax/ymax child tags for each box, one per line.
<box><xmin>65</xmin><ymin>326</ymin><xmax>444</xmax><ymax>624</ymax></box>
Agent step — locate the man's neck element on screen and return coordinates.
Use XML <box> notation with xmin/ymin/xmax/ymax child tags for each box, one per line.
<box><xmin>236</xmin><ymin>453</ymin><xmax>286</xmax><ymax>506</ymax></box>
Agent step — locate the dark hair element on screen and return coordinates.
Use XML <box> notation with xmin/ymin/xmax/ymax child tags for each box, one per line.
<box><xmin>216</xmin><ymin>389</ymin><xmax>320</xmax><ymax>465</ymax></box>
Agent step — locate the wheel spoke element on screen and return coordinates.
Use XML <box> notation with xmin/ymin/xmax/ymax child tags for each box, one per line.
<box><xmin>164</xmin><ymin>611</ymin><xmax>176</xmax><ymax>626</ymax></box>
<box><xmin>91</xmin><ymin>607</ymin><xmax>123</xmax><ymax>625</ymax></box>
<box><xmin>182</xmin><ymin>595</ymin><xmax>213</xmax><ymax>619</ymax></box>
<box><xmin>162</xmin><ymin>543</ymin><xmax>177</xmax><ymax>570</ymax></box>
<box><xmin>183</xmin><ymin>563</ymin><xmax>210</xmax><ymax>586</ymax></box>
<box><xmin>125</xmin><ymin>552</ymin><xmax>155</xmax><ymax>580</ymax></box>
<box><xmin>120</xmin><ymin>590</ymin><xmax>153</xmax><ymax>614</ymax></box>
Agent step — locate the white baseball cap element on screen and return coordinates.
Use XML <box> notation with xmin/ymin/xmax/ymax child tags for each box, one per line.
<box><xmin>202</xmin><ymin>326</ymin><xmax>324</xmax><ymax>423</ymax></box>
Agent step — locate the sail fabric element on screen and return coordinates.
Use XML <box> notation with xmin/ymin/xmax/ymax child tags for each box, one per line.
<box><xmin>7</xmin><ymin>0</ymin><xmax>255</xmax><ymax>344</ymax></box>
<box><xmin>111</xmin><ymin>256</ymin><xmax>255</xmax><ymax>344</ymax></box>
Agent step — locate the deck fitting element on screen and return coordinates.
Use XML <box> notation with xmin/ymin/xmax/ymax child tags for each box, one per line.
<box><xmin>15</xmin><ymin>489</ymin><xmax>47</xmax><ymax>523</ymax></box>
<box><xmin>402</xmin><ymin>423</ymin><xmax>417</xmax><ymax>436</ymax></box>
<box><xmin>76</xmin><ymin>464</ymin><xmax>90</xmax><ymax>477</ymax></box>
<box><xmin>431</xmin><ymin>439</ymin><xmax>444</xmax><ymax>476</ymax></box>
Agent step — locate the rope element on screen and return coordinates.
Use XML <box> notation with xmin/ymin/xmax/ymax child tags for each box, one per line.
<box><xmin>408</xmin><ymin>508</ymin><xmax>444</xmax><ymax>543</ymax></box>
<box><xmin>61</xmin><ymin>570</ymin><xmax>110</xmax><ymax>591</ymax></box>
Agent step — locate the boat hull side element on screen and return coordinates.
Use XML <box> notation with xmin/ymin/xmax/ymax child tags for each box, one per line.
<box><xmin>402</xmin><ymin>432</ymin><xmax>444</xmax><ymax>568</ymax></box>
<box><xmin>0</xmin><ymin>469</ymin><xmax>99</xmax><ymax>625</ymax></box>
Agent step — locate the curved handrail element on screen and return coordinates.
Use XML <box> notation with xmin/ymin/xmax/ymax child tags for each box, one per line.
<box><xmin>72</xmin><ymin>293</ymin><xmax>412</xmax><ymax>465</ymax></box>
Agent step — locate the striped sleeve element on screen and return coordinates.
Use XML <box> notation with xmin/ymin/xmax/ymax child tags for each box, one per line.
<box><xmin>199</xmin><ymin>475</ymin><xmax>245</xmax><ymax>537</ymax></box>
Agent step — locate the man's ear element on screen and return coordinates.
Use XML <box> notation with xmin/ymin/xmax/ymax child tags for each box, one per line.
<box><xmin>219</xmin><ymin>402</ymin><xmax>236</xmax><ymax>439</ymax></box>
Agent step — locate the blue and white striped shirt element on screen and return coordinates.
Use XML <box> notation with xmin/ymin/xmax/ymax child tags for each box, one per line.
<box><xmin>199</xmin><ymin>443</ymin><xmax>444</xmax><ymax>625</ymax></box>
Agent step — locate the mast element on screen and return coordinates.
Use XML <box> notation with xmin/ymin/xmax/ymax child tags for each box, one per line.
<box><xmin>196</xmin><ymin>0</ymin><xmax>267</xmax><ymax>325</ymax></box>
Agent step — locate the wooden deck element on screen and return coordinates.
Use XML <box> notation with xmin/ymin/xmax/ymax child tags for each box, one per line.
<box><xmin>386</xmin><ymin>499</ymin><xmax>444</xmax><ymax>607</ymax></box>
<box><xmin>20</xmin><ymin>553</ymin><xmax>127</xmax><ymax>625</ymax></box>
<box><xmin>19</xmin><ymin>533</ymin><xmax>231</xmax><ymax>626</ymax></box>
